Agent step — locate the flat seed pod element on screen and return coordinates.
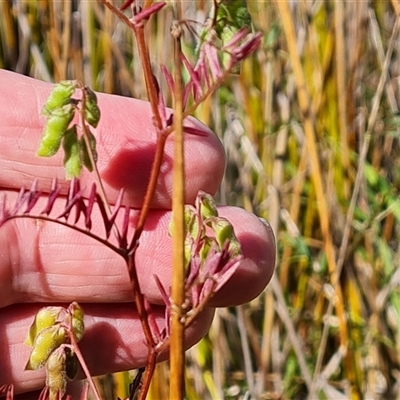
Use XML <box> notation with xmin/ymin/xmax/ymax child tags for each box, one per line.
<box><xmin>69</xmin><ymin>302</ymin><xmax>85</xmax><ymax>341</ymax></box>
<box><xmin>209</xmin><ymin>217</ymin><xmax>241</xmax><ymax>255</ymax></box>
<box><xmin>42</xmin><ymin>80</ymin><xmax>77</xmax><ymax>116</ymax></box>
<box><xmin>45</xmin><ymin>347</ymin><xmax>67</xmax><ymax>400</ymax></box>
<box><xmin>37</xmin><ymin>105</ymin><xmax>75</xmax><ymax>157</ymax></box>
<box><xmin>26</xmin><ymin>326</ymin><xmax>66</xmax><ymax>370</ymax></box>
<box><xmin>199</xmin><ymin>192</ymin><xmax>218</xmax><ymax>219</ymax></box>
<box><xmin>80</xmin><ymin>131</ymin><xmax>98</xmax><ymax>172</ymax></box>
<box><xmin>65</xmin><ymin>350</ymin><xmax>79</xmax><ymax>380</ymax></box>
<box><xmin>84</xmin><ymin>87</ymin><xmax>101</xmax><ymax>128</ymax></box>
<box><xmin>62</xmin><ymin>127</ymin><xmax>82</xmax><ymax>179</ymax></box>
<box><xmin>24</xmin><ymin>307</ymin><xmax>63</xmax><ymax>346</ymax></box>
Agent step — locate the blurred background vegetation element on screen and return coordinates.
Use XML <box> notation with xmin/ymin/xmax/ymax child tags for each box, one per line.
<box><xmin>2</xmin><ymin>0</ymin><xmax>400</xmax><ymax>399</ymax></box>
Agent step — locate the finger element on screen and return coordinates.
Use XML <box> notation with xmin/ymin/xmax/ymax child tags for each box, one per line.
<box><xmin>0</xmin><ymin>190</ymin><xmax>275</xmax><ymax>307</ymax></box>
<box><xmin>0</xmin><ymin>70</ymin><xmax>225</xmax><ymax>208</ymax></box>
<box><xmin>1</xmin><ymin>302</ymin><xmax>214</xmax><ymax>394</ymax></box>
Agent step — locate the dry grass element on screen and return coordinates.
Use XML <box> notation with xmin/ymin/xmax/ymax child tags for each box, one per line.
<box><xmin>1</xmin><ymin>1</ymin><xmax>400</xmax><ymax>399</ymax></box>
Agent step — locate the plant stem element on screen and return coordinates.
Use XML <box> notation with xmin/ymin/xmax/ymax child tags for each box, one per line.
<box><xmin>169</xmin><ymin>19</ymin><xmax>186</xmax><ymax>400</ymax></box>
<box><xmin>69</xmin><ymin>335</ymin><xmax>102</xmax><ymax>400</ymax></box>
<box><xmin>126</xmin><ymin>253</ymin><xmax>158</xmax><ymax>400</ymax></box>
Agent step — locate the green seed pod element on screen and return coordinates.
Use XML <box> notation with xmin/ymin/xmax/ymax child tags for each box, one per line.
<box><xmin>37</xmin><ymin>104</ymin><xmax>75</xmax><ymax>157</ymax></box>
<box><xmin>25</xmin><ymin>325</ymin><xmax>66</xmax><ymax>370</ymax></box>
<box><xmin>69</xmin><ymin>302</ymin><xmax>85</xmax><ymax>342</ymax></box>
<box><xmin>45</xmin><ymin>346</ymin><xmax>67</xmax><ymax>400</ymax></box>
<box><xmin>84</xmin><ymin>87</ymin><xmax>101</xmax><ymax>128</ymax></box>
<box><xmin>199</xmin><ymin>192</ymin><xmax>218</xmax><ymax>219</ymax></box>
<box><xmin>210</xmin><ymin>217</ymin><xmax>240</xmax><ymax>254</ymax></box>
<box><xmin>62</xmin><ymin>126</ymin><xmax>81</xmax><ymax>179</ymax></box>
<box><xmin>25</xmin><ymin>306</ymin><xmax>63</xmax><ymax>346</ymax></box>
<box><xmin>42</xmin><ymin>80</ymin><xmax>77</xmax><ymax>116</ymax></box>
<box><xmin>80</xmin><ymin>131</ymin><xmax>98</xmax><ymax>172</ymax></box>
<box><xmin>199</xmin><ymin>236</ymin><xmax>213</xmax><ymax>261</ymax></box>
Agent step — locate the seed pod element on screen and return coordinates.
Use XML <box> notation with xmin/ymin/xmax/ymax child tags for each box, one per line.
<box><xmin>198</xmin><ymin>192</ymin><xmax>218</xmax><ymax>219</ymax></box>
<box><xmin>65</xmin><ymin>350</ymin><xmax>79</xmax><ymax>380</ymax></box>
<box><xmin>199</xmin><ymin>236</ymin><xmax>213</xmax><ymax>261</ymax></box>
<box><xmin>42</xmin><ymin>80</ymin><xmax>77</xmax><ymax>116</ymax></box>
<box><xmin>69</xmin><ymin>302</ymin><xmax>85</xmax><ymax>342</ymax></box>
<box><xmin>26</xmin><ymin>325</ymin><xmax>66</xmax><ymax>370</ymax></box>
<box><xmin>25</xmin><ymin>306</ymin><xmax>63</xmax><ymax>346</ymax></box>
<box><xmin>45</xmin><ymin>346</ymin><xmax>67</xmax><ymax>400</ymax></box>
<box><xmin>80</xmin><ymin>131</ymin><xmax>98</xmax><ymax>172</ymax></box>
<box><xmin>84</xmin><ymin>87</ymin><xmax>101</xmax><ymax>128</ymax></box>
<box><xmin>62</xmin><ymin>126</ymin><xmax>81</xmax><ymax>179</ymax></box>
<box><xmin>210</xmin><ymin>217</ymin><xmax>241</xmax><ymax>255</ymax></box>
<box><xmin>37</xmin><ymin>104</ymin><xmax>75</xmax><ymax>157</ymax></box>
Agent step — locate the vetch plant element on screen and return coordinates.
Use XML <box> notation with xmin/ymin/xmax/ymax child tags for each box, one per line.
<box><xmin>0</xmin><ymin>1</ymin><xmax>262</xmax><ymax>399</ymax></box>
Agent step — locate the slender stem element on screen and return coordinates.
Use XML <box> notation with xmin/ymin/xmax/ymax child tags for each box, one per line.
<box><xmin>169</xmin><ymin>19</ymin><xmax>186</xmax><ymax>400</ymax></box>
<box><xmin>134</xmin><ymin>25</ymin><xmax>163</xmax><ymax>131</ymax></box>
<box><xmin>126</xmin><ymin>254</ymin><xmax>156</xmax><ymax>348</ymax></box>
<box><xmin>69</xmin><ymin>333</ymin><xmax>102</xmax><ymax>400</ymax></box>
<box><xmin>126</xmin><ymin>254</ymin><xmax>158</xmax><ymax>400</ymax></box>
<box><xmin>80</xmin><ymin>90</ymin><xmax>115</xmax><ymax>224</ymax></box>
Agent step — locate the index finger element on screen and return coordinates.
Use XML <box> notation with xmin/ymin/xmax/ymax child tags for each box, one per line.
<box><xmin>0</xmin><ymin>70</ymin><xmax>226</xmax><ymax>208</ymax></box>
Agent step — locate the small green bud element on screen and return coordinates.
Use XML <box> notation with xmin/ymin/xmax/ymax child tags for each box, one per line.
<box><xmin>26</xmin><ymin>325</ymin><xmax>66</xmax><ymax>370</ymax></box>
<box><xmin>84</xmin><ymin>87</ymin><xmax>101</xmax><ymax>128</ymax></box>
<box><xmin>37</xmin><ymin>104</ymin><xmax>75</xmax><ymax>157</ymax></box>
<box><xmin>199</xmin><ymin>192</ymin><xmax>218</xmax><ymax>219</ymax></box>
<box><xmin>209</xmin><ymin>217</ymin><xmax>241</xmax><ymax>254</ymax></box>
<box><xmin>186</xmin><ymin>209</ymin><xmax>201</xmax><ymax>240</ymax></box>
<box><xmin>25</xmin><ymin>307</ymin><xmax>62</xmax><ymax>346</ymax></box>
<box><xmin>62</xmin><ymin>126</ymin><xmax>81</xmax><ymax>179</ymax></box>
<box><xmin>42</xmin><ymin>80</ymin><xmax>77</xmax><ymax>116</ymax></box>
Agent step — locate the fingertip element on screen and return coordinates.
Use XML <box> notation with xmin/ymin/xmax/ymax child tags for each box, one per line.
<box><xmin>211</xmin><ymin>207</ymin><xmax>276</xmax><ymax>306</ymax></box>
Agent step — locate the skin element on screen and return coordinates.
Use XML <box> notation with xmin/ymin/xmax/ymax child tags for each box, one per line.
<box><xmin>0</xmin><ymin>70</ymin><xmax>276</xmax><ymax>397</ymax></box>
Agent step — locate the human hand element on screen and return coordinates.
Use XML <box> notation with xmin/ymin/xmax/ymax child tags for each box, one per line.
<box><xmin>0</xmin><ymin>70</ymin><xmax>275</xmax><ymax>396</ymax></box>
